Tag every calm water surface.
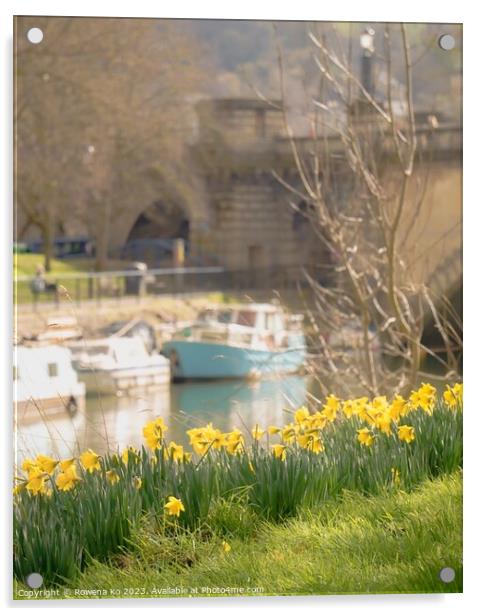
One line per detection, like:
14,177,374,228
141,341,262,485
15,376,309,461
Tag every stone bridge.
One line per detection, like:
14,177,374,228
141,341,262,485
109,98,461,323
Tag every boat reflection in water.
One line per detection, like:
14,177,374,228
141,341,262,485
15,390,171,462
171,375,308,437
15,376,308,460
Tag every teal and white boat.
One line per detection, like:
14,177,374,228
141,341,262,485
162,303,306,380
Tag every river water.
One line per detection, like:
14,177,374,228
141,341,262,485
15,376,311,461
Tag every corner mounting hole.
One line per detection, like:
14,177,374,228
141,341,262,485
27,28,44,44
439,34,455,51
26,572,43,588
439,566,456,583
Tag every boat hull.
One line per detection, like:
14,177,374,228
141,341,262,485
15,388,86,424
162,340,306,380
76,364,170,395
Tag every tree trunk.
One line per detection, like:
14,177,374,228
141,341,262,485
43,212,54,272
95,201,112,271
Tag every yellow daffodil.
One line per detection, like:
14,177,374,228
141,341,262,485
372,396,389,413
35,454,58,474
222,540,231,553
21,458,37,473
398,425,415,443
133,476,142,490
143,417,168,450
272,444,287,460
281,423,298,444
294,406,310,424
444,383,463,410
56,464,80,492
321,394,340,422
210,429,227,450
121,446,140,465
224,430,244,455
164,441,184,463
296,433,309,448
164,496,185,517
357,428,375,447
409,383,436,415
106,470,120,485
186,426,206,444
310,437,324,454
453,382,463,399
342,400,357,418
59,458,76,472
26,468,48,495
389,395,409,421
80,449,102,473
374,412,392,435
420,382,437,398
251,424,265,441
267,425,281,435
309,411,328,430
443,387,456,409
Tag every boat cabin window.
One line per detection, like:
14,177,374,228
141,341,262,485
217,310,233,324
198,310,233,324
48,363,58,377
236,310,257,327
84,346,111,356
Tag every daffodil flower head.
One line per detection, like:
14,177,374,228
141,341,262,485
398,425,416,443
357,427,375,447
164,495,185,517
251,424,265,441
35,454,58,474
272,444,287,460
222,540,231,553
106,470,120,485
56,464,81,491
80,449,102,473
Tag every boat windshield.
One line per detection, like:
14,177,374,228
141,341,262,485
198,310,233,324
236,310,257,327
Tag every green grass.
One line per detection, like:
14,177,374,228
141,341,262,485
14,254,97,305
14,472,462,598
14,253,95,277
13,400,462,589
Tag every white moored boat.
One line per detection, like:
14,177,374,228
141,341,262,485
14,344,86,422
68,336,170,395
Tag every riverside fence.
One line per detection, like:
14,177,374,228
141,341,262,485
15,265,334,309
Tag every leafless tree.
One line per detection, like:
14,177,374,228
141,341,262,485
15,17,207,270
272,23,462,397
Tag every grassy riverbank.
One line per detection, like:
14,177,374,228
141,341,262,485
14,383,462,598
14,471,462,598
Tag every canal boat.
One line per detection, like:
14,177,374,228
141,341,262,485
14,344,86,422
161,303,306,380
68,336,170,395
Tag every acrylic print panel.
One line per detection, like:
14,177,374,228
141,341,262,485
13,15,462,600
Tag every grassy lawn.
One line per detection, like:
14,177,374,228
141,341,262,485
14,472,462,599
14,253,96,277
14,254,97,305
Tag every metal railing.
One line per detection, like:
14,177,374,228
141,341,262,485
14,265,326,309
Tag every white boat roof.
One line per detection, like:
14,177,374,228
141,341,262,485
67,336,147,350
